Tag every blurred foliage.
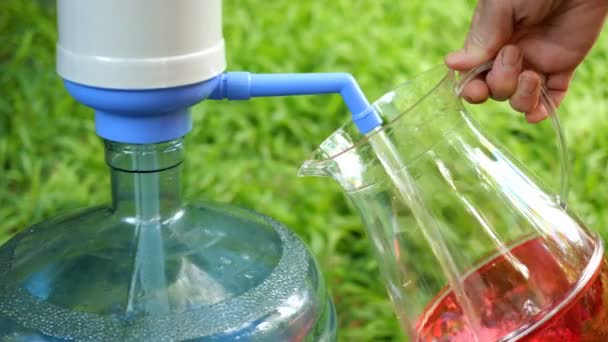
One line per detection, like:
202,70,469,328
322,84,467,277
1,0,607,340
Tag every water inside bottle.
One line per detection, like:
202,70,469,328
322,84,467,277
0,210,333,340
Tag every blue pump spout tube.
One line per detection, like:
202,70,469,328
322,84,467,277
209,72,382,134
63,71,382,143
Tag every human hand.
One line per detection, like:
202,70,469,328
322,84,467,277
446,0,607,122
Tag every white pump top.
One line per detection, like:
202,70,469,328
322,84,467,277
57,0,226,90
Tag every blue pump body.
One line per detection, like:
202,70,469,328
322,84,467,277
64,72,382,144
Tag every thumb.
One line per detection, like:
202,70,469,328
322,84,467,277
446,1,515,70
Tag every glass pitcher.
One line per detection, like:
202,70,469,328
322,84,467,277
299,64,608,341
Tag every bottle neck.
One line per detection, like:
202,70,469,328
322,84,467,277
105,139,184,220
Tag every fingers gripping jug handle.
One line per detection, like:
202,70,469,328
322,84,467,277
454,61,570,208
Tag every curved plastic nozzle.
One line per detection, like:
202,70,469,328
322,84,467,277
209,72,383,134
64,70,381,144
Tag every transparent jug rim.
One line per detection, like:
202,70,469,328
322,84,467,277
312,64,455,164
306,62,569,206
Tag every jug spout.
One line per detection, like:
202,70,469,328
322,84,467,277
298,126,379,192
297,159,330,178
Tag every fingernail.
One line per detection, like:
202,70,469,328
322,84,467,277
446,50,465,64
501,46,520,67
519,74,537,96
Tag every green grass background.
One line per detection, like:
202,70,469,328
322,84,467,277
1,0,607,340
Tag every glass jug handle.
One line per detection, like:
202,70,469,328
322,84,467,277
454,61,569,208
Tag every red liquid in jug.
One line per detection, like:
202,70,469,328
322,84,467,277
416,237,608,341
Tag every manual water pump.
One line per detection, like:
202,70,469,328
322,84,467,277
0,0,384,340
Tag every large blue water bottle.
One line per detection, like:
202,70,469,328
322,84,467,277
0,0,336,340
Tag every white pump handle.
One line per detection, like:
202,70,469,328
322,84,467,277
57,0,226,89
